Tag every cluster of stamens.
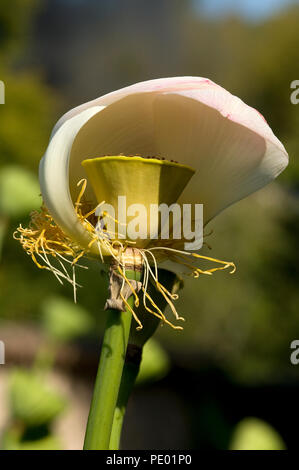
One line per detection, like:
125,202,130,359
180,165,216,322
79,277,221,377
14,179,236,330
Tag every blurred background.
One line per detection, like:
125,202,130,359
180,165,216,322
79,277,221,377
0,0,299,450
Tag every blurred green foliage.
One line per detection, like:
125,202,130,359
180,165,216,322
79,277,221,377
0,165,41,217
0,0,38,56
2,429,62,450
1,368,66,450
230,417,286,450
0,72,57,171
161,186,299,384
41,295,94,342
0,0,58,172
137,338,171,384
9,368,66,427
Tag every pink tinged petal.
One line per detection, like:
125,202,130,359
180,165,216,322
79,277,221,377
151,88,288,222
41,77,288,247
68,86,287,222
51,76,216,137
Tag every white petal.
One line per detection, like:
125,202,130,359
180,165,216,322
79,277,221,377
151,88,288,222
51,76,214,136
41,77,288,249
39,106,104,250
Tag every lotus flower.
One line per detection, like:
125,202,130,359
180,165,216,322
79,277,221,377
39,76,287,247
14,76,289,450
16,76,288,328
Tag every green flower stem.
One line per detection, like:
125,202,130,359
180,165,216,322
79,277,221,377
83,268,141,450
109,268,183,450
109,345,142,450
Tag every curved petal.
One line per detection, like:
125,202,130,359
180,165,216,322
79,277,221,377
41,77,288,251
66,86,288,223
39,106,105,253
151,89,288,222
51,76,215,137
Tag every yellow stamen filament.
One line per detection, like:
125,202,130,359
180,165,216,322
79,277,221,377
15,177,236,331
117,266,140,307
142,288,183,330
120,293,143,330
